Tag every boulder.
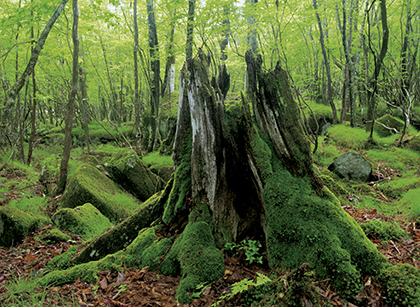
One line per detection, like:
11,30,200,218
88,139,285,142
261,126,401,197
0,206,49,247
374,114,405,137
60,164,140,223
328,152,372,182
35,228,72,244
104,149,164,201
52,203,113,240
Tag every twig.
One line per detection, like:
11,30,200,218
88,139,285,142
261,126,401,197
390,240,400,254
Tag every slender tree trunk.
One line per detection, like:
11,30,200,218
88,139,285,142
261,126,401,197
400,0,412,105
147,0,160,152
366,0,389,137
0,0,69,150
162,9,176,97
246,0,258,54
337,0,356,127
313,0,337,124
133,0,142,154
27,14,37,166
56,0,79,195
186,0,196,61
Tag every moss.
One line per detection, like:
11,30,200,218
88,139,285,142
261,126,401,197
162,163,191,225
60,163,140,223
103,149,163,202
40,226,169,287
361,219,409,242
374,114,405,137
397,188,420,220
142,151,174,183
140,237,174,271
52,203,113,241
264,167,386,299
251,126,273,184
0,206,50,247
352,184,377,196
46,245,79,271
376,263,420,306
376,175,420,199
161,204,224,304
319,175,348,196
367,147,420,172
39,253,123,287
8,197,50,223
34,228,71,244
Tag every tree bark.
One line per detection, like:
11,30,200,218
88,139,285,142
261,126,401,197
313,0,338,124
133,0,142,154
366,0,389,137
186,0,196,61
147,0,160,152
337,0,356,127
56,0,79,195
0,0,69,150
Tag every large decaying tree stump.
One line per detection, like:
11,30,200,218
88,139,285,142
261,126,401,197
39,51,387,304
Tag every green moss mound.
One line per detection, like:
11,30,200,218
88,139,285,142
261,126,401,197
319,175,348,196
60,164,140,223
361,219,409,242
104,149,163,202
376,263,420,306
264,167,386,299
34,228,71,244
374,114,405,137
142,152,174,183
161,203,224,304
0,206,49,247
46,245,79,271
52,203,113,241
39,226,171,287
397,188,420,220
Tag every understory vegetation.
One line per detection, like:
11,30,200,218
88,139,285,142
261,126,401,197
1,101,420,306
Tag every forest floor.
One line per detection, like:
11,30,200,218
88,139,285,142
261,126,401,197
0,188,419,307
1,125,420,306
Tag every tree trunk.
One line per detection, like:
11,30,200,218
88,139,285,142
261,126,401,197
366,0,389,137
0,0,69,150
133,0,142,154
186,0,196,61
42,51,386,305
337,0,356,127
162,9,176,97
56,0,79,195
313,0,338,124
27,17,37,166
147,0,160,152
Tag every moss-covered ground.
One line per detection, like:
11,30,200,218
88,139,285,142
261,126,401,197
2,118,420,306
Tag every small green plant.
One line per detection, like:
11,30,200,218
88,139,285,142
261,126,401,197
191,284,211,299
224,240,263,264
239,240,263,264
212,273,271,307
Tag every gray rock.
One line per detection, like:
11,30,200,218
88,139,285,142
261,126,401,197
328,152,372,182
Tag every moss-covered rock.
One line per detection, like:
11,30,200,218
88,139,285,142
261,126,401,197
34,228,71,244
0,206,50,247
60,163,140,223
161,203,224,304
52,203,113,241
264,167,386,299
104,149,163,202
328,152,372,182
374,114,405,137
